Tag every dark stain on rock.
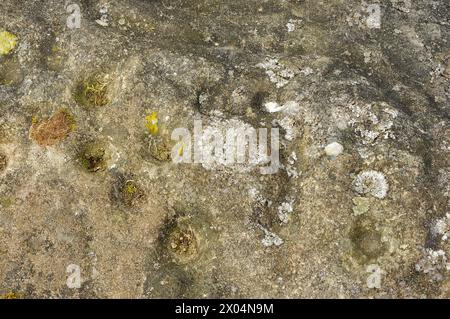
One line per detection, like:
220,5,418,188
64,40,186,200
0,153,7,172
350,217,386,261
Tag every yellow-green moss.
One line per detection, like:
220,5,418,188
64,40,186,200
0,292,20,299
120,180,142,205
74,76,109,107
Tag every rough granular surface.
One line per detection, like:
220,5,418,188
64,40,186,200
0,0,449,298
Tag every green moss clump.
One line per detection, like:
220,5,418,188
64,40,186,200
74,76,109,107
120,180,143,206
79,143,107,172
149,137,172,162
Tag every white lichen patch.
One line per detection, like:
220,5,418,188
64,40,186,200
286,20,296,33
277,199,294,224
199,116,271,173
431,214,450,242
415,249,450,281
353,170,389,199
274,117,297,141
390,0,412,13
347,102,398,146
264,101,299,115
285,151,299,178
257,58,296,88
260,226,284,247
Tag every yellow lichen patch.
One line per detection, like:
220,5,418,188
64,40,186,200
145,111,159,136
0,292,20,299
29,109,76,146
0,31,18,56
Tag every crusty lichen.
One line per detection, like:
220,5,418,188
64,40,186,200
352,170,389,199
0,57,23,86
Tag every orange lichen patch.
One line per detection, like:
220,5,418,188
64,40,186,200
29,109,76,146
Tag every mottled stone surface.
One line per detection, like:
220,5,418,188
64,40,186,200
0,0,449,298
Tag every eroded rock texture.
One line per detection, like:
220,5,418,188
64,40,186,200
0,0,449,298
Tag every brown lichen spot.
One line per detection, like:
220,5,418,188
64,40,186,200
79,142,107,172
29,109,76,146
0,152,7,172
168,225,199,264
74,75,109,107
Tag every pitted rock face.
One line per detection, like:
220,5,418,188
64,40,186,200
0,0,449,299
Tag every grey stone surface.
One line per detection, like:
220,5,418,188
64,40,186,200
0,0,449,298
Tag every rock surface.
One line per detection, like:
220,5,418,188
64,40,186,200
0,0,449,298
